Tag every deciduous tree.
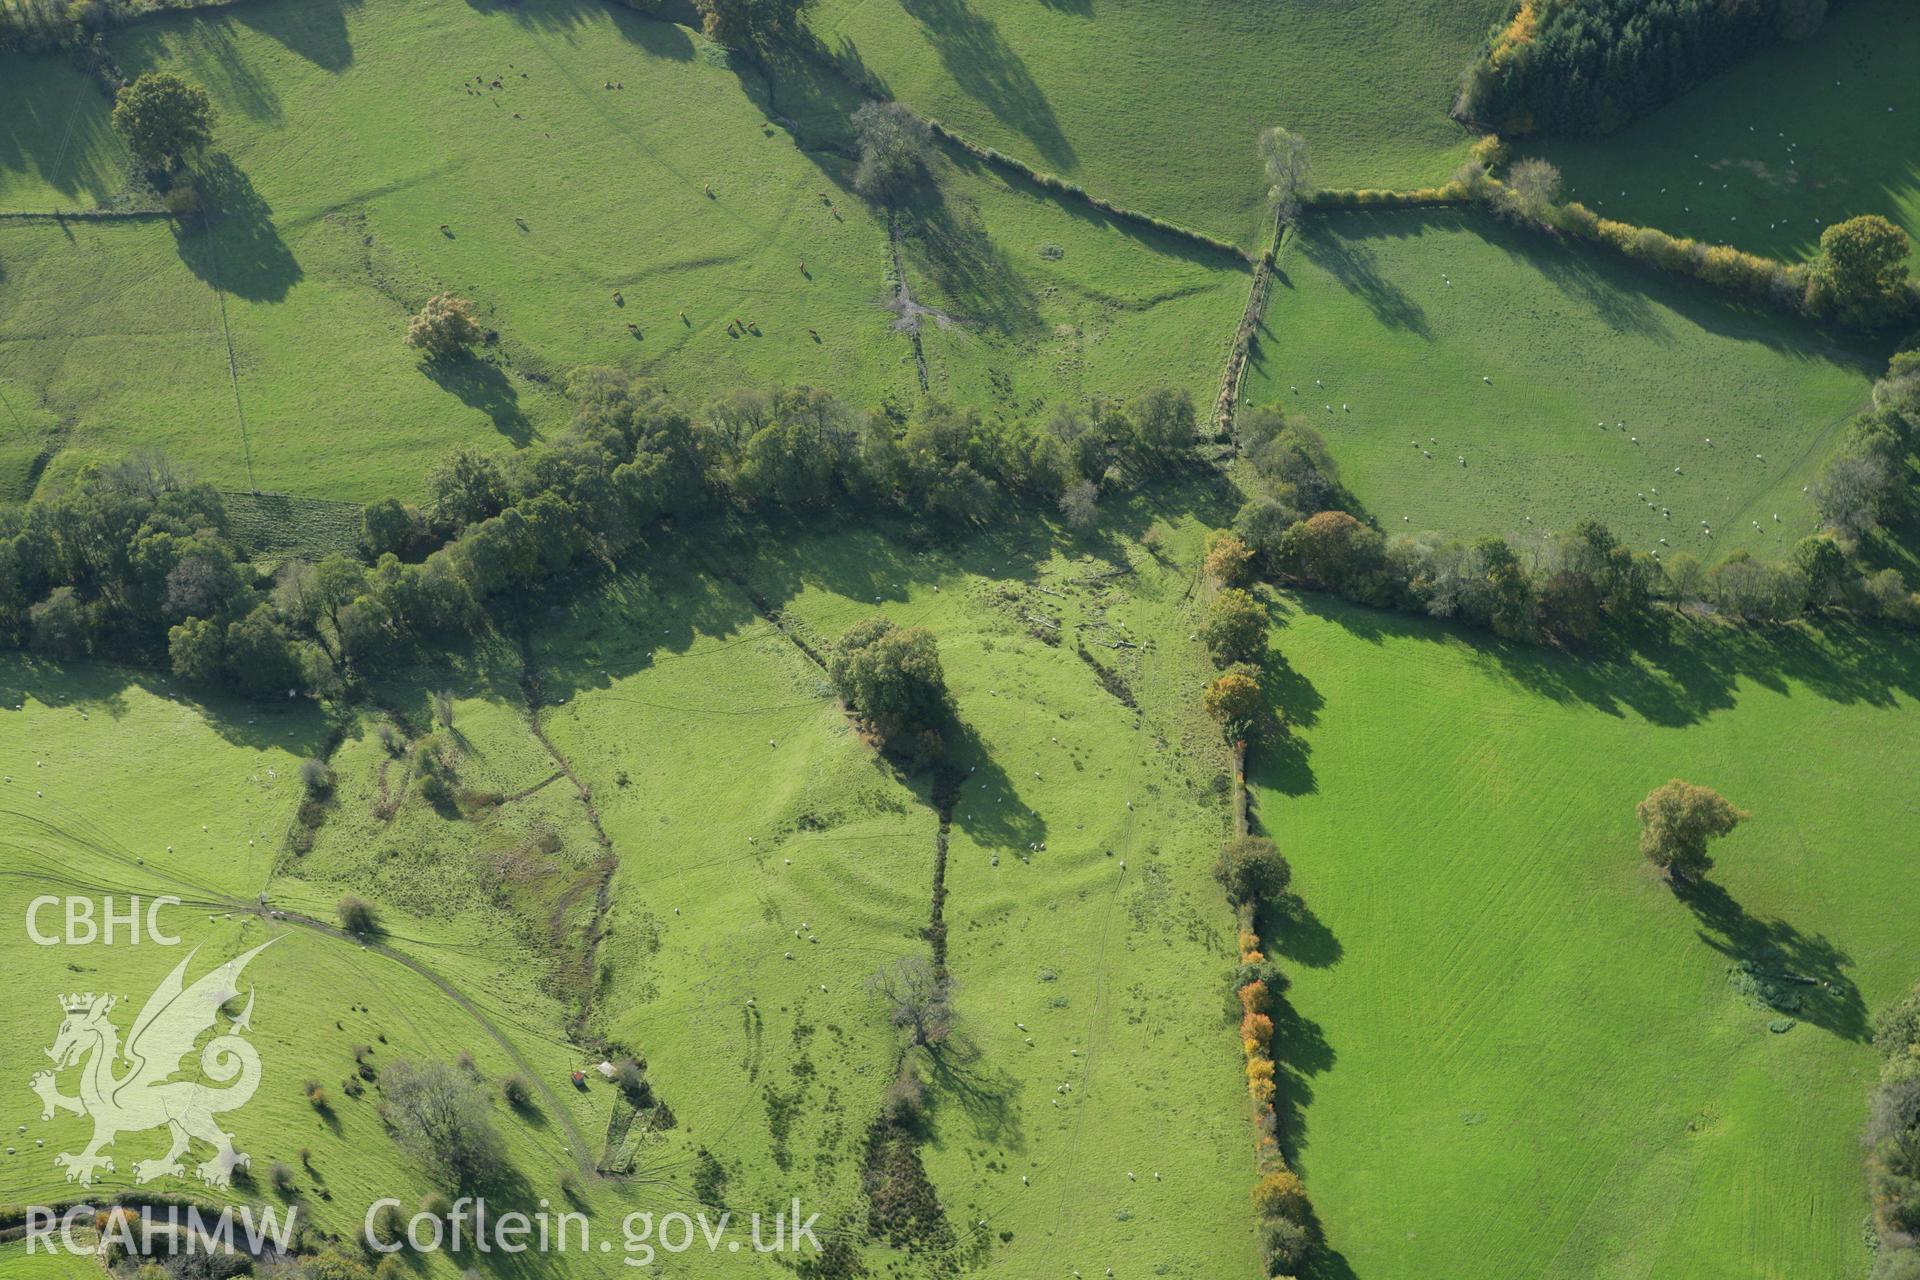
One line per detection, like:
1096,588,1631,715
112,73,214,173
1638,780,1747,882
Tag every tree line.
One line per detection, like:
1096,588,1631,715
1226,355,1920,644
1870,983,1920,1280
1457,0,1832,136
1461,140,1920,330
0,376,1205,698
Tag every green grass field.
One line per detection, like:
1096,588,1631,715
1248,597,1920,1279
1244,208,1881,558
810,0,1508,249
718,499,1263,1278
0,654,611,1259
4,1,1918,1276
1517,0,1920,273
0,0,1245,503
0,54,129,212
907,146,1251,413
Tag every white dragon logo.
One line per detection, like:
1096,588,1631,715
30,942,273,1188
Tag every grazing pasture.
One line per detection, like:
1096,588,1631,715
1,0,1915,1273
0,657,609,1248
906,147,1251,413
722,504,1262,1278
1249,597,1920,1280
0,0,1244,503
527,562,930,1262
810,0,1508,249
1516,0,1920,273
1243,208,1881,559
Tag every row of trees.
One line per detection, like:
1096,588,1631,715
1219,834,1317,1273
1465,146,1919,329
1227,348,1919,643
0,376,1205,698
1866,974,1912,1274
0,0,221,52
1870,984,1920,1280
1457,0,1831,136
1247,501,1915,643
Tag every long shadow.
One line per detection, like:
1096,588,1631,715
173,154,301,303
232,0,361,72
478,0,697,63
0,654,330,756
0,70,123,206
1296,591,1920,732
112,13,284,125
899,177,1045,339
894,0,1074,169
1298,220,1430,337
1321,206,1886,373
1260,892,1342,970
1251,636,1323,798
1264,982,1335,1176
1675,875,1869,1041
735,36,873,148
936,714,1047,858
922,1032,1024,1149
422,354,533,444
941,141,1251,275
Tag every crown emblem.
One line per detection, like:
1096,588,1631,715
61,993,101,1013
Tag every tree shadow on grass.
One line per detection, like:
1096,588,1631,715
422,354,533,445
1674,875,1869,1041
481,0,696,62
443,1162,580,1280
930,714,1046,859
1324,205,1884,373
898,178,1045,340
1264,980,1334,1175
173,155,301,303
1296,591,1920,732
941,141,1252,275
232,0,361,72
1298,219,1431,337
923,1034,1024,1150
1260,892,1342,970
894,0,1074,170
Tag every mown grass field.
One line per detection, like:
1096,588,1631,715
1244,208,1881,559
810,0,1508,250
1518,0,1920,273
1248,597,1920,1279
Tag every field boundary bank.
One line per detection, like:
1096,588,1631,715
921,120,1251,262
1304,179,1917,331
692,15,1257,263
1212,213,1286,432
0,208,168,223
885,215,932,393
